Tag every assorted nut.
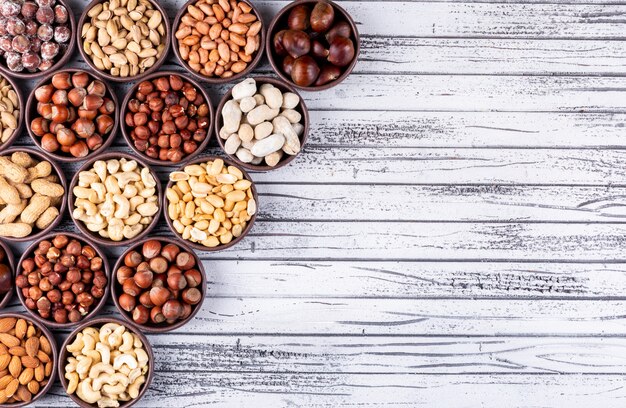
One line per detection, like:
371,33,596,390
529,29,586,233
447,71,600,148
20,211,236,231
64,322,149,407
0,316,55,404
81,0,167,78
0,0,72,73
0,76,19,145
0,246,11,300
220,78,303,166
72,157,160,242
116,240,203,328
30,70,115,158
125,74,211,163
16,235,108,324
0,151,64,238
166,158,256,248
175,0,262,79
272,1,356,87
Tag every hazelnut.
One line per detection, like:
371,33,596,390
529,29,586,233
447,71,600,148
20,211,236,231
180,303,192,320
124,251,143,267
51,72,71,89
68,309,81,323
138,290,154,308
149,286,170,307
122,278,141,297
116,266,133,285
91,286,105,299
66,268,81,284
134,269,153,289
149,256,168,274
67,87,86,107
76,292,94,308
150,306,165,324
176,252,196,270
162,299,183,320
167,273,187,291
53,308,67,323
184,269,202,288
182,288,202,305
118,293,136,312
61,290,74,305
132,305,149,324
69,141,89,158
142,240,162,258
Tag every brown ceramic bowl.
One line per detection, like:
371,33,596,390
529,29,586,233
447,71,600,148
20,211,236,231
25,68,119,163
215,76,309,171
0,0,77,80
68,151,163,247
0,73,24,153
172,0,266,84
0,312,58,406
111,236,207,333
0,147,67,243
120,71,214,166
164,155,258,251
15,232,111,329
0,240,14,309
266,0,360,91
77,0,171,83
58,317,154,408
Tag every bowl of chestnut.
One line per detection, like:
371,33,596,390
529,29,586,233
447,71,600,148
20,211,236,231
15,233,110,328
111,237,206,332
0,240,14,309
26,69,118,162
266,0,359,90
121,72,213,166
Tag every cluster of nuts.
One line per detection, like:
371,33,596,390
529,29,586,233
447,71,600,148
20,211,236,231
64,322,149,407
0,151,63,238
273,1,356,87
73,158,159,242
221,78,303,166
0,77,19,145
167,158,256,248
0,316,54,404
175,0,262,79
116,240,203,327
31,71,115,158
81,0,166,78
125,74,211,163
16,235,107,324
0,247,10,299
0,0,71,73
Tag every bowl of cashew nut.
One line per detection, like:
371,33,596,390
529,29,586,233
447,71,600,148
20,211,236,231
58,318,153,408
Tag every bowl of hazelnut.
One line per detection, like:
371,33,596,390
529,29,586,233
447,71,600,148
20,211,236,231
26,69,118,162
0,0,76,79
111,237,206,333
120,72,213,166
15,232,110,328
0,240,14,309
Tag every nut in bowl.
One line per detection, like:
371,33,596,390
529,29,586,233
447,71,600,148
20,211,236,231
165,156,258,251
112,237,206,332
0,74,22,152
15,233,110,328
216,77,309,170
0,0,76,78
27,69,118,162
78,0,170,81
59,318,153,408
121,72,214,165
267,0,360,90
0,313,58,406
0,148,66,242
173,0,265,83
69,153,162,246
0,240,14,309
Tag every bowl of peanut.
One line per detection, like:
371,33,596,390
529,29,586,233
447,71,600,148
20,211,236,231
172,0,265,84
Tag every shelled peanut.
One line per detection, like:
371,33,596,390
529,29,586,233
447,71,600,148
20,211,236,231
0,316,54,404
72,158,159,242
175,0,262,79
64,322,149,407
81,0,166,78
0,77,19,145
166,158,256,248
0,151,64,238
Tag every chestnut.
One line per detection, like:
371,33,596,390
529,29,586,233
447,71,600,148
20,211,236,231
0,264,11,293
315,64,342,86
291,56,320,87
310,1,335,33
282,30,311,59
288,4,310,31
311,40,329,58
273,30,288,56
282,55,295,76
326,21,351,44
328,36,355,67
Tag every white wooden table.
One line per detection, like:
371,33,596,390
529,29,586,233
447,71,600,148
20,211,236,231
6,0,626,406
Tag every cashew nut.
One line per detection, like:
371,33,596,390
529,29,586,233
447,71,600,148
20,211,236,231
65,371,79,394
81,333,96,353
89,362,115,379
134,348,149,368
103,382,127,395
66,333,85,353
118,332,134,352
77,378,102,404
93,160,107,182
113,354,138,370
112,195,130,219
76,355,93,379
128,375,145,399
96,342,111,365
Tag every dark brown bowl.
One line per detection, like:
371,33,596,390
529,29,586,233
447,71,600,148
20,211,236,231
0,73,24,153
120,71,214,167
265,0,360,91
0,0,77,80
0,240,15,309
0,147,67,243
58,317,154,408
68,151,163,247
15,232,111,329
164,155,258,252
215,76,309,171
77,0,171,83
171,0,266,84
0,312,58,407
25,68,119,163
111,236,207,333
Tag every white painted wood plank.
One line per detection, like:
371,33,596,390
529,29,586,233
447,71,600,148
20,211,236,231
39,373,626,407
